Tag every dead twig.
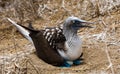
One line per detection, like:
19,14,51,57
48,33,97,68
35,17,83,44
100,19,115,74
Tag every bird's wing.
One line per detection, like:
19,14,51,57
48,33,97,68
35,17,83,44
7,18,64,66
43,26,66,51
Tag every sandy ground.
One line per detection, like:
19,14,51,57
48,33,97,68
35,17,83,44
0,13,120,74
0,0,120,74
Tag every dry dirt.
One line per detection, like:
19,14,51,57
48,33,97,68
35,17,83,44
0,0,120,74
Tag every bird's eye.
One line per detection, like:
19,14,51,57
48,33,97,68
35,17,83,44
68,20,75,26
72,20,75,24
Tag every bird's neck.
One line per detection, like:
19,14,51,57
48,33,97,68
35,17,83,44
61,26,82,60
63,27,78,41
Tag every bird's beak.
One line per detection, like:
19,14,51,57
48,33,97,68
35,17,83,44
80,21,94,28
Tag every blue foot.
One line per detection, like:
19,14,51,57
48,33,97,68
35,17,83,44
60,61,71,68
73,59,82,65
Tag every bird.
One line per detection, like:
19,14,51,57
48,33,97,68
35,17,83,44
7,16,93,67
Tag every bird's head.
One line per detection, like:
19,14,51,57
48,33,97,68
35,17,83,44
63,16,93,31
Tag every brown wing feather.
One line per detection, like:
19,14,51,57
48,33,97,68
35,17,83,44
29,30,64,66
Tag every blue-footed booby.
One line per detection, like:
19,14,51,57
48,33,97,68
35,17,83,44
7,16,93,67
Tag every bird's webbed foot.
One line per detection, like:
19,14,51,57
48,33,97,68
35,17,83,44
60,61,72,68
73,59,81,65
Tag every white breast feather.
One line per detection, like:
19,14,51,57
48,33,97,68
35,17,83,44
57,36,82,61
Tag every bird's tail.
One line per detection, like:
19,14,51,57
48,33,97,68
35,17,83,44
7,18,33,42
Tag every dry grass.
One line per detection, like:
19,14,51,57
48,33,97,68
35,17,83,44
0,0,120,74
